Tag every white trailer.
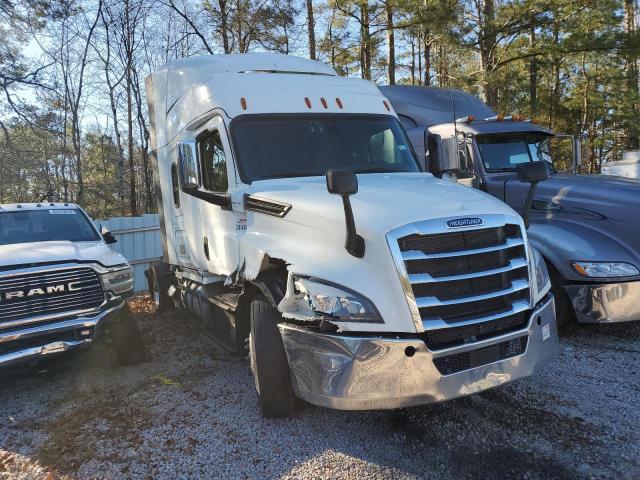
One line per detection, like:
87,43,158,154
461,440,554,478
601,151,640,178
145,53,558,417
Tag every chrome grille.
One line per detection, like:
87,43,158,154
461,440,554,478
0,267,104,327
390,218,531,347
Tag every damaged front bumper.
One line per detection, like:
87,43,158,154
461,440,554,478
565,280,640,323
0,296,128,369
279,295,558,410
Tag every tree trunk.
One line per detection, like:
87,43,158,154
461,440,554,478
125,0,137,216
410,38,415,85
307,0,316,60
218,0,230,53
625,0,639,149
479,0,497,108
360,1,371,80
529,25,538,117
424,35,431,86
386,1,395,85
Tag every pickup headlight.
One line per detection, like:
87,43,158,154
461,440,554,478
529,246,551,305
572,261,639,278
101,266,134,294
286,275,383,323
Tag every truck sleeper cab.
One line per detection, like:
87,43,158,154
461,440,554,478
145,54,558,417
383,85,640,327
0,203,143,368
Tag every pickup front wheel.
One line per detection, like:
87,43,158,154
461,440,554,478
110,306,146,366
249,295,296,418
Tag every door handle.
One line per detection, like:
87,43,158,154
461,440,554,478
203,236,210,260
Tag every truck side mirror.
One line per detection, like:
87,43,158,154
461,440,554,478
326,170,365,258
177,140,199,190
429,134,459,175
326,170,358,195
516,161,549,229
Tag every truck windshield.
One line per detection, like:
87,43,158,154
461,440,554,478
477,134,552,172
0,209,101,246
231,114,420,182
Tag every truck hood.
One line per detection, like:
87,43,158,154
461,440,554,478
248,172,521,236
0,241,128,270
507,173,640,222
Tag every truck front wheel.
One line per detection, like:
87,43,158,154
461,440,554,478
147,261,174,313
549,266,574,330
249,295,296,418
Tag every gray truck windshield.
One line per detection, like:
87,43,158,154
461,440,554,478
477,134,552,172
231,114,420,182
0,209,100,246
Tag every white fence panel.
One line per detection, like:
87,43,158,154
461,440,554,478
95,214,162,291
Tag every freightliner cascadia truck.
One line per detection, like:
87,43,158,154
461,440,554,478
0,203,143,368
382,85,640,327
145,53,558,417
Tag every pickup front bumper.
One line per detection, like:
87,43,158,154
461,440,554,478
0,298,127,368
565,280,640,323
279,295,558,410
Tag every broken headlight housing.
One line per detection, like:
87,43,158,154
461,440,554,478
101,265,134,294
529,246,551,306
288,275,383,323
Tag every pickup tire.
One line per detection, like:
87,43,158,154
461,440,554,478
147,261,174,312
249,295,296,418
110,306,146,366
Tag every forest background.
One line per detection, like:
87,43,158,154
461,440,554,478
1,0,638,217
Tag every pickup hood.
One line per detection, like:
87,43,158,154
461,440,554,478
248,172,522,236
0,241,128,270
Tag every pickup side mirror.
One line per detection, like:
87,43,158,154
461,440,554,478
103,231,117,245
516,161,550,229
326,170,365,258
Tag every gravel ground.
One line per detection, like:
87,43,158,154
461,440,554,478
1,295,639,480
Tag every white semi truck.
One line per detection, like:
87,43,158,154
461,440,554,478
145,53,559,417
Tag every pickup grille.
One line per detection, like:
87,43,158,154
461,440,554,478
395,223,531,349
0,268,105,328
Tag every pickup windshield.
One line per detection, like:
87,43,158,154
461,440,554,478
0,209,100,246
231,114,420,182
477,134,553,172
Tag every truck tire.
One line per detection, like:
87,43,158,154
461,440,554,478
549,266,573,330
147,261,174,312
249,295,296,418
110,306,146,366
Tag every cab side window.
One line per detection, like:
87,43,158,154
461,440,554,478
200,130,228,192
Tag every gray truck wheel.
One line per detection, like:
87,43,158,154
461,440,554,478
549,266,573,330
147,261,174,312
249,295,296,418
110,307,146,366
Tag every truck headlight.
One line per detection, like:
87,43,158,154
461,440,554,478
101,266,134,294
572,261,639,278
529,246,551,305
285,275,383,323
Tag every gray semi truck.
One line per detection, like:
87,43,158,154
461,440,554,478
382,85,640,327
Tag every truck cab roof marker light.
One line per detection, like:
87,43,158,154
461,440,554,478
304,97,312,109
320,97,328,109
383,100,390,111
455,115,475,123
240,97,247,110
336,98,343,109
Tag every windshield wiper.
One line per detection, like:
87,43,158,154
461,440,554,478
256,172,314,180
354,167,401,174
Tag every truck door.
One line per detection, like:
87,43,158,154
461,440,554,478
197,116,242,276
